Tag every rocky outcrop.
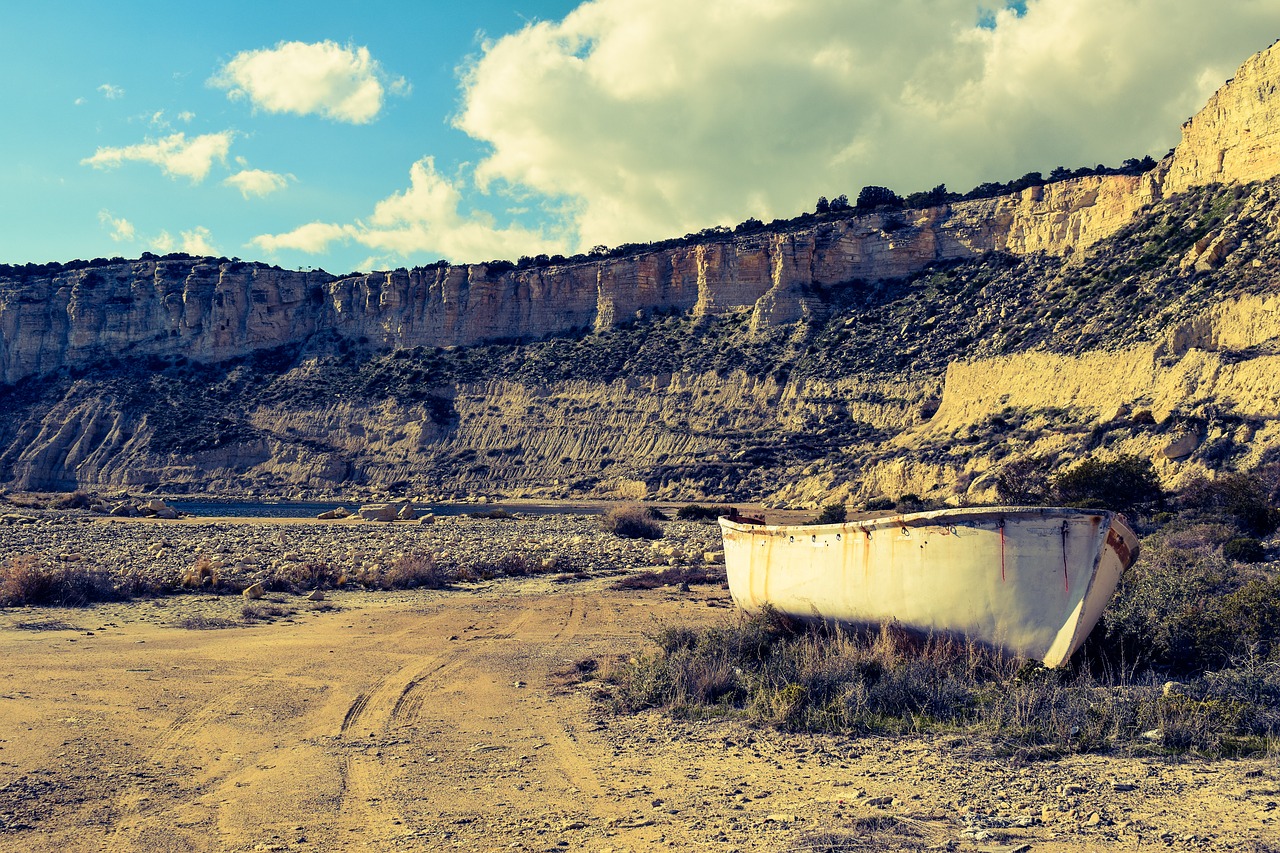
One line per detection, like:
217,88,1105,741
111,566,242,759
1165,38,1280,193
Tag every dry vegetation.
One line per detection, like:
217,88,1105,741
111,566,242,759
604,459,1280,757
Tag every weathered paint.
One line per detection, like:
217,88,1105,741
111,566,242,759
719,506,1140,667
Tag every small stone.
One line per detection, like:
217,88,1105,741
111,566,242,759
307,590,325,601
1086,812,1103,826
1059,784,1086,797
1161,433,1199,460
1112,782,1138,792
242,582,265,600
558,820,585,831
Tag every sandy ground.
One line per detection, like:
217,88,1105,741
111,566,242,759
1,577,1277,853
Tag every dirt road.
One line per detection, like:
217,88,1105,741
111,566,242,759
1,579,1276,852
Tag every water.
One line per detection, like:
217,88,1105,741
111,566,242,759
166,499,605,519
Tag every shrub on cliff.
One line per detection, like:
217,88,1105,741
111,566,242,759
601,505,663,540
1179,472,1280,537
810,503,847,525
1051,454,1163,512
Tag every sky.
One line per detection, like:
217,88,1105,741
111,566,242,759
3,1,1280,274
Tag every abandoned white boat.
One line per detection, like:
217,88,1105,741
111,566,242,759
719,506,1140,667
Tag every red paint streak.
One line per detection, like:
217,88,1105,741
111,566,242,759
1061,521,1070,594
999,520,1006,583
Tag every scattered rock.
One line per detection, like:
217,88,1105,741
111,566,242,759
307,590,325,601
242,582,265,600
1161,432,1199,460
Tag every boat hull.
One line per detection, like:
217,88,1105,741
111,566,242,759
719,507,1140,667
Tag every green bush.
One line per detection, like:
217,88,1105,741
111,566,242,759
1223,537,1266,563
995,456,1051,505
1095,529,1280,673
601,505,663,540
811,503,847,525
863,497,895,512
1052,454,1162,512
1180,473,1280,537
676,504,724,522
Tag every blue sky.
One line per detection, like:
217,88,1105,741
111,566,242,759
3,1,1279,273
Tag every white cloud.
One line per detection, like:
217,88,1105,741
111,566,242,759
177,110,195,123
97,83,124,100
97,210,135,242
452,0,1280,251
252,221,350,254
149,227,219,256
224,168,292,198
181,226,218,256
250,157,570,263
81,131,234,183
210,40,407,124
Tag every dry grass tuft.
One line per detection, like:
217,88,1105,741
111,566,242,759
0,555,117,607
601,505,663,540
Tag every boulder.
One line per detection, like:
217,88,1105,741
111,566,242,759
109,503,135,517
307,590,326,601
1161,432,1200,460
358,504,398,522
396,503,418,521
418,513,436,525
154,507,178,520
242,582,265,600
143,499,169,513
317,507,350,520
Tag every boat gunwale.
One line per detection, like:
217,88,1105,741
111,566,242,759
720,505,1130,538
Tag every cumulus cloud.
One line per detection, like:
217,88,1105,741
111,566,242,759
250,157,570,263
224,168,292,198
81,131,234,183
252,221,350,254
210,40,408,124
452,0,1280,250
180,226,219,256
97,210,135,242
97,83,124,100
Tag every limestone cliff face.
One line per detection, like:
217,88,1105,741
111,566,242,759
0,172,1179,387
5,40,1279,388
1165,39,1280,193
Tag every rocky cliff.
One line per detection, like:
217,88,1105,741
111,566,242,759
2,40,1280,502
